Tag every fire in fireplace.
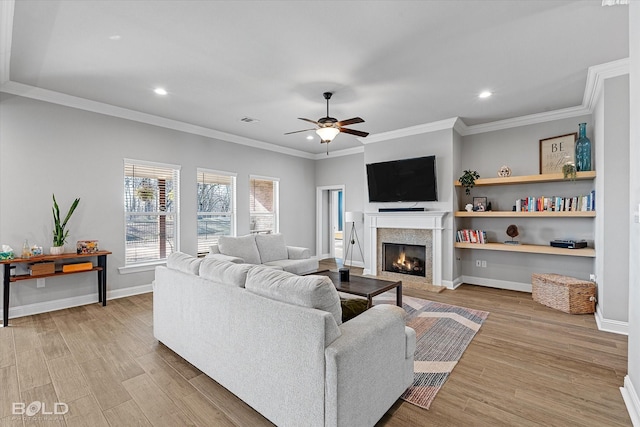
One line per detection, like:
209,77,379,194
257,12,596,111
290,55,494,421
382,243,426,277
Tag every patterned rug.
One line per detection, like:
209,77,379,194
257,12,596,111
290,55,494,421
375,294,489,410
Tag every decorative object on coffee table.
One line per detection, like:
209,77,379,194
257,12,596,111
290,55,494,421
505,224,519,245
51,194,80,255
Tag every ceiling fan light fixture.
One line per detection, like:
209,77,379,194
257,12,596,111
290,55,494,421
316,127,340,142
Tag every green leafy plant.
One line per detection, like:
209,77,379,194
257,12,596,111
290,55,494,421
562,162,577,181
52,194,80,247
459,170,480,195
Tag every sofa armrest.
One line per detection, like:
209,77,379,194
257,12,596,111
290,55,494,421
209,245,221,254
325,305,415,427
286,246,310,260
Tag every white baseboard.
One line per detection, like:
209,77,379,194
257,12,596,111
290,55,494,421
595,304,629,335
446,277,463,290
0,284,153,323
621,375,640,427
343,260,364,268
460,275,532,293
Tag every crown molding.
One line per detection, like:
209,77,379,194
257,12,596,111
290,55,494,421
0,81,317,160
582,57,630,110
0,0,14,85
313,145,364,160
362,117,460,144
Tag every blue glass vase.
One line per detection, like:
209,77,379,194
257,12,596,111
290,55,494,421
575,123,591,172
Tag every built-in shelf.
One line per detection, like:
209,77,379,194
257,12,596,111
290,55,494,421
454,242,595,257
454,211,596,218
454,171,596,187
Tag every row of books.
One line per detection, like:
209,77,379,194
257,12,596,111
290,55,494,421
456,229,487,244
515,190,595,212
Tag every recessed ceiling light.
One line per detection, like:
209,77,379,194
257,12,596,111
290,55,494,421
306,135,314,140
478,91,492,99
109,35,121,40
154,88,168,96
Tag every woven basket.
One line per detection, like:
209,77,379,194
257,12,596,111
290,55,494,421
531,273,596,314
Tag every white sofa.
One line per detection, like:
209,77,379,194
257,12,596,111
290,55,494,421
208,233,319,275
154,252,416,427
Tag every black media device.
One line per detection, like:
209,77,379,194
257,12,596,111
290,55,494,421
550,239,588,249
366,155,438,202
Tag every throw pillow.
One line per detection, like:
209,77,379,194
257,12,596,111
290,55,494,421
218,235,261,265
166,252,202,275
255,233,288,263
246,266,342,325
340,298,369,322
200,258,253,288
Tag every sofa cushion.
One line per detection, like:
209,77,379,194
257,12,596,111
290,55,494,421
262,258,319,275
218,235,261,265
166,252,202,275
246,266,342,325
255,233,288,263
205,252,245,264
200,259,254,288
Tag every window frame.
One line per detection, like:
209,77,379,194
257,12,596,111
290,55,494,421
121,159,181,270
196,168,237,255
249,174,280,235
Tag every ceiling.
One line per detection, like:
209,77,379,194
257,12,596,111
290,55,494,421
1,1,629,156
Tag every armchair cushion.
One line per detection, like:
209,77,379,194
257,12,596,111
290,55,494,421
255,233,288,263
167,251,202,275
218,234,261,265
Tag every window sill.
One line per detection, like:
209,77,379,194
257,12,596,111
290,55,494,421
118,260,166,275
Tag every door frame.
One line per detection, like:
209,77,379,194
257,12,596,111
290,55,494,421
316,185,345,260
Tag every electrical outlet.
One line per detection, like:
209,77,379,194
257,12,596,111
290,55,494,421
590,274,596,282
36,278,45,288
475,260,482,267
481,260,487,268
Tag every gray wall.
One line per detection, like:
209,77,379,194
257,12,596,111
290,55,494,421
458,115,595,289
626,0,639,411
315,152,365,264
595,75,630,323
0,94,316,307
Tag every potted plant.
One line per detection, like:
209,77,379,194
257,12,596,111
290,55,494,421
562,162,577,181
51,194,80,255
459,170,480,196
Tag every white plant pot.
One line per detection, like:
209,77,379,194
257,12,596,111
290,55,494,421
50,245,65,255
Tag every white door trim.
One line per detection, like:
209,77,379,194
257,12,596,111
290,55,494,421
316,185,345,260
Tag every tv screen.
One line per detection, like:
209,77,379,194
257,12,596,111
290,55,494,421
366,155,438,202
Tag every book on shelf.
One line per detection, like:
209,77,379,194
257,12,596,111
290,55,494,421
456,229,487,244
515,190,595,212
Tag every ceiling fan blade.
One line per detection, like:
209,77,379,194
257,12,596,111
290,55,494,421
298,117,320,125
284,128,316,135
337,117,364,127
339,128,369,138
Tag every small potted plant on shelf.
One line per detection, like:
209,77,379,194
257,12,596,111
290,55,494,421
51,194,80,255
562,162,577,181
459,170,480,196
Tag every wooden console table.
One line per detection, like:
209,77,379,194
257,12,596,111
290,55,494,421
0,250,111,327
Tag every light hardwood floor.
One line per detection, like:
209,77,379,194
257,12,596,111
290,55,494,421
0,259,631,426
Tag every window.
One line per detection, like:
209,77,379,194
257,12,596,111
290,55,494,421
124,160,180,264
197,169,236,254
249,176,279,234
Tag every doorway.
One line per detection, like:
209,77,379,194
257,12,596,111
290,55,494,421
316,185,345,260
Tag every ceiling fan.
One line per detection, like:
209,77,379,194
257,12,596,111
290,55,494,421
285,92,369,154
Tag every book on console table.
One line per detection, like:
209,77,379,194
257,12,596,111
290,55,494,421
62,262,93,273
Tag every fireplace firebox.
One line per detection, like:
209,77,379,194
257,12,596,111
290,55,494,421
382,243,426,277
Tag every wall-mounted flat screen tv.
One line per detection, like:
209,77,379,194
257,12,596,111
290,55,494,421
366,155,438,202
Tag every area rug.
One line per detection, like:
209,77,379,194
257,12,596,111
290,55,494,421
375,294,489,410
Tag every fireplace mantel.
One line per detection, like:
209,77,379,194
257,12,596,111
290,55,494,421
364,211,448,285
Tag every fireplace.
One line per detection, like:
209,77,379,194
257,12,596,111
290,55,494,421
383,243,426,277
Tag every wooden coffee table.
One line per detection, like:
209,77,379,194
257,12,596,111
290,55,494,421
312,270,402,308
